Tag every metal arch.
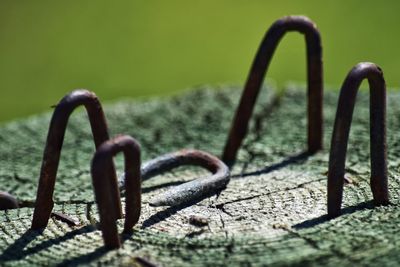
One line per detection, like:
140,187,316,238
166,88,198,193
327,62,389,218
119,149,230,207
31,89,121,230
91,135,141,249
222,15,323,165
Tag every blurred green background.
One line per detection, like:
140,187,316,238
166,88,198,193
0,0,398,122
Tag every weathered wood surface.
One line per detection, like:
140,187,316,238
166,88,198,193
1,85,400,266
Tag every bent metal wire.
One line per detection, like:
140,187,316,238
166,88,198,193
30,89,122,230
222,15,323,165
119,149,230,207
327,62,389,218
91,135,141,249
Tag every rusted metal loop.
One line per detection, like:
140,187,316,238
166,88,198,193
119,149,230,207
328,62,389,218
0,191,19,210
31,89,122,230
91,135,141,249
222,15,323,165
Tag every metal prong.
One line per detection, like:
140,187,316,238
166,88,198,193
222,15,323,165
92,135,141,249
328,62,388,218
31,89,121,230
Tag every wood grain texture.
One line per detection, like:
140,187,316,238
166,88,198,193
1,85,400,266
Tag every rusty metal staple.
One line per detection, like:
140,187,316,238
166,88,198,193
327,62,389,218
91,135,141,249
30,89,122,230
222,15,323,165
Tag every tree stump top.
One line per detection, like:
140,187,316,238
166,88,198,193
1,85,399,266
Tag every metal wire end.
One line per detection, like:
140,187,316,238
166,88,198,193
328,62,389,218
119,149,230,207
0,191,19,210
222,15,323,165
31,89,122,230
91,135,141,249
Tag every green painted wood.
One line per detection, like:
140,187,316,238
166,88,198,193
0,85,399,266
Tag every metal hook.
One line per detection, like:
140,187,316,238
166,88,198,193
0,191,19,210
222,15,323,165
31,89,122,230
119,149,230,207
328,62,389,218
91,135,141,249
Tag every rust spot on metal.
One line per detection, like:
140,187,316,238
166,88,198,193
328,62,389,218
31,89,122,230
222,15,323,165
0,191,19,210
91,135,141,249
